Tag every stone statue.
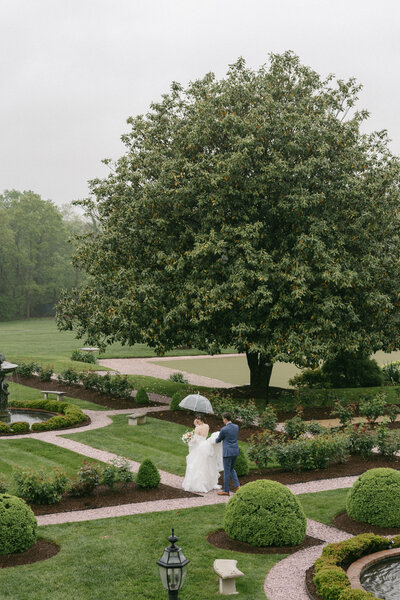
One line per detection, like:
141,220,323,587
0,354,10,415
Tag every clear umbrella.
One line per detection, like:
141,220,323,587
178,393,214,414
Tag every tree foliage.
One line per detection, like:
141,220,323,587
56,52,400,393
0,190,87,320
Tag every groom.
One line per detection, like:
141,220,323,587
215,412,240,496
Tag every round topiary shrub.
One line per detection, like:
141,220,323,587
234,451,249,477
136,459,160,489
223,480,306,546
135,388,150,406
346,468,400,527
0,493,37,554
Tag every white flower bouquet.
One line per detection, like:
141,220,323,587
181,430,194,444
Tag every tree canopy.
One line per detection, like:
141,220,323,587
56,52,400,394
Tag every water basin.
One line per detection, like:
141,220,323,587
361,556,400,600
1,409,57,425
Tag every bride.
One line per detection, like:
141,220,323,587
182,415,223,493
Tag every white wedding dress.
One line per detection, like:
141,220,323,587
182,425,224,493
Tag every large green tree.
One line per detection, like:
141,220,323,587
56,52,400,396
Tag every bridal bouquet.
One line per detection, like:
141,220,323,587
181,430,194,444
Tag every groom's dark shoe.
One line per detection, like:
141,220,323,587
233,486,240,493
217,491,229,496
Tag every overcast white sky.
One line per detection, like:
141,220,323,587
1,0,399,206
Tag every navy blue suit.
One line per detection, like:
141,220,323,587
215,422,240,493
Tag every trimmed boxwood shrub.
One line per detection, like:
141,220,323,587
314,566,350,600
346,468,400,527
135,388,150,406
9,421,30,434
338,590,377,599
169,392,182,411
0,493,37,554
314,533,390,600
0,422,11,434
234,450,249,476
223,480,306,547
136,459,160,488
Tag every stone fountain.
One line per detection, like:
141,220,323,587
0,354,18,419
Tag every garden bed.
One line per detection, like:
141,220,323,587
0,540,60,568
234,455,400,486
207,529,323,554
305,566,321,600
28,481,199,515
332,511,400,536
207,529,325,554
10,375,168,410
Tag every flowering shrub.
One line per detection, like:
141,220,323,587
345,424,376,458
258,405,278,431
359,393,387,423
12,466,69,505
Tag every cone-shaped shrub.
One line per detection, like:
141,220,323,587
136,459,160,488
223,480,306,546
135,388,150,406
0,494,37,554
346,468,400,527
169,392,182,411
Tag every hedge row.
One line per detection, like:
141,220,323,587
2,399,87,434
314,533,400,600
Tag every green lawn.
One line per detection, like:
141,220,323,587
0,438,102,488
0,504,281,600
298,488,349,524
0,318,235,372
65,416,253,476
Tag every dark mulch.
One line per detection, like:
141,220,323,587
29,481,199,515
207,529,324,555
237,455,400,486
0,540,60,568
10,375,167,410
332,511,400,536
306,566,321,600
151,410,259,442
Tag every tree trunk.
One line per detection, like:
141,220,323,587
246,351,273,404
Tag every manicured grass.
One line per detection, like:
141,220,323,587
298,488,349,525
0,318,234,371
65,416,253,476
0,438,101,484
0,505,282,599
8,382,109,411
152,355,302,387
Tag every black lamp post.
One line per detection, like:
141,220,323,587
157,529,189,599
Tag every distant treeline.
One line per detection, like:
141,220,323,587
0,190,89,320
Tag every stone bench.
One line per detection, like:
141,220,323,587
41,391,67,402
128,410,148,426
78,347,100,353
213,559,244,595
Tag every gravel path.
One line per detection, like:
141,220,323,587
98,355,236,388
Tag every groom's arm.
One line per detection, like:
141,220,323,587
215,427,226,444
